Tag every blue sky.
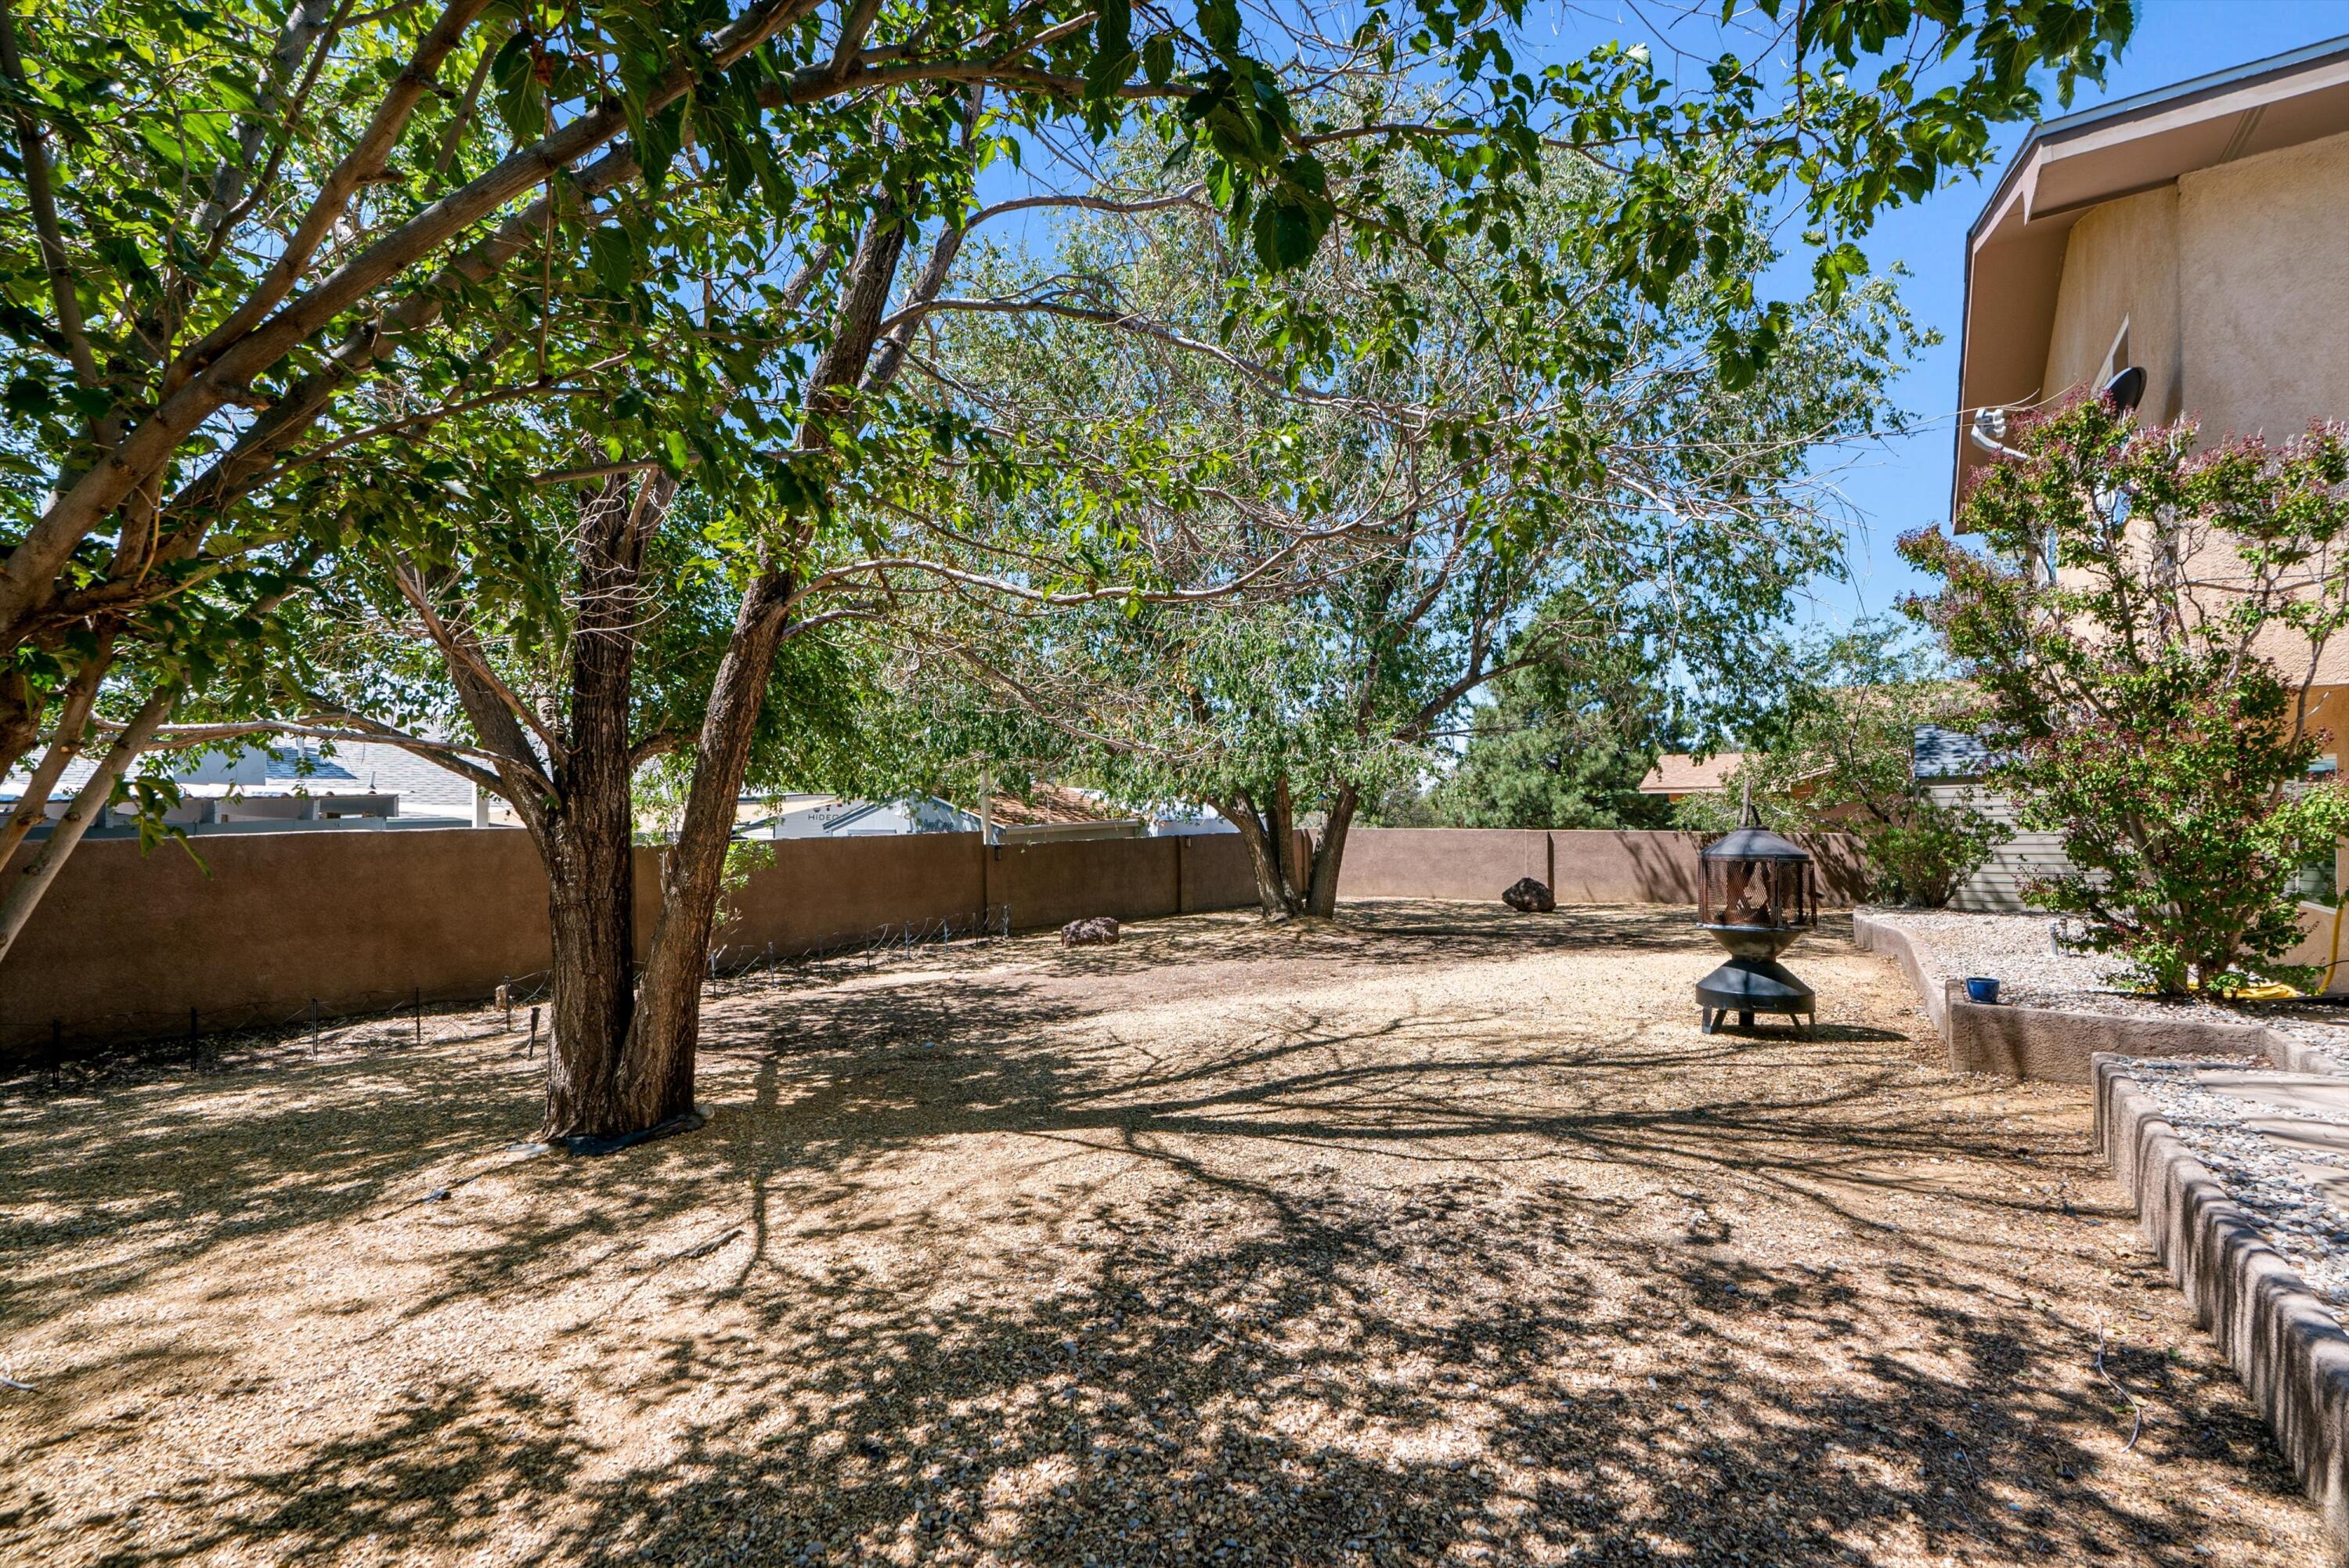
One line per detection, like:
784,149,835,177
1769,0,2349,629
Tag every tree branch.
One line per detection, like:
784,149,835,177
0,2,100,391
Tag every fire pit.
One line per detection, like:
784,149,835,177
1694,799,1817,1036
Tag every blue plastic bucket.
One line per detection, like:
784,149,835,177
1964,976,2001,1004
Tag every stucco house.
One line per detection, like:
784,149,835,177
1959,34,2349,734
1947,36,2349,922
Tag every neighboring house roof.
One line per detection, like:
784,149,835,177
738,784,1229,840
742,795,979,839
988,783,1125,827
305,742,479,813
1,739,482,822
1636,752,1741,795
1142,801,1238,837
1913,726,1995,780
1956,35,2349,503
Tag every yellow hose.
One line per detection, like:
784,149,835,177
2329,879,2347,994
2228,894,2342,1001
2272,871,2349,1002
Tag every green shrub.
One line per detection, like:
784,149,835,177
1905,398,2349,993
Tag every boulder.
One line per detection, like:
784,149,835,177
1502,877,1556,914
1061,917,1120,947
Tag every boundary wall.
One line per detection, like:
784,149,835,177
0,830,1257,1062
1,824,1862,1063
1337,827,1868,907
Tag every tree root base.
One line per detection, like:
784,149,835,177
547,1105,709,1158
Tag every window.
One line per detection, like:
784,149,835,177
2097,317,2131,389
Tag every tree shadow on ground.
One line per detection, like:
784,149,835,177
109,1170,2306,1567
0,907,2322,1566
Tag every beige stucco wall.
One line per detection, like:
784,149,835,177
0,829,1263,1063
2037,128,2349,698
2042,126,2349,434
2042,185,2183,421
0,827,1869,1063
2179,127,2349,692
2176,126,2349,445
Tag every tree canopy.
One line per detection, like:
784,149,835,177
0,0,2141,1127
903,123,1921,911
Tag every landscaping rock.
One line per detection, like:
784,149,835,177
1061,917,1120,947
1502,878,1555,914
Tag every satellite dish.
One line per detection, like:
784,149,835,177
2104,365,2147,414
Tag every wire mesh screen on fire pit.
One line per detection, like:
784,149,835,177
1694,806,1817,1036
1699,825,1817,932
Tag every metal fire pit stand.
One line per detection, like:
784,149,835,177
1694,796,1819,1036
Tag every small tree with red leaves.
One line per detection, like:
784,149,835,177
1901,397,2349,995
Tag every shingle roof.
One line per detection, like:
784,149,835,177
1913,726,1996,780
301,741,476,808
1,738,481,816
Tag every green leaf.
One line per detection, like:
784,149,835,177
489,32,543,143
3,375,53,416
1088,0,1135,98
1196,0,1242,57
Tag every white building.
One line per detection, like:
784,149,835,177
0,739,500,836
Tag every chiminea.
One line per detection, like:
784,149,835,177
1694,795,1817,1036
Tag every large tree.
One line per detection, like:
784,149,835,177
1387,661,1676,831
0,0,2127,781
915,134,1920,917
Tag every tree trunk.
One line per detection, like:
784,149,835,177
1222,788,1305,921
611,208,915,1125
537,809,640,1137
536,474,670,1141
0,636,112,872
1304,784,1359,918
0,665,41,805
619,568,797,1119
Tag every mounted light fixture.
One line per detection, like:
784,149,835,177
1970,405,2026,462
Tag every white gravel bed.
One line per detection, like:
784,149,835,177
1871,907,2349,1316
2124,1060,2349,1315
1866,907,2349,1072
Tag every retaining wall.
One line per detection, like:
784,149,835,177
2098,1062,2349,1551
1862,908,2349,1546
1852,912,2300,1083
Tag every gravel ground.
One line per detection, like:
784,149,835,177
2120,1061,2349,1311
0,902,2330,1567
1863,907,2349,1072
1869,907,2349,1328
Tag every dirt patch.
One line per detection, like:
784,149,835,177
0,902,2326,1566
